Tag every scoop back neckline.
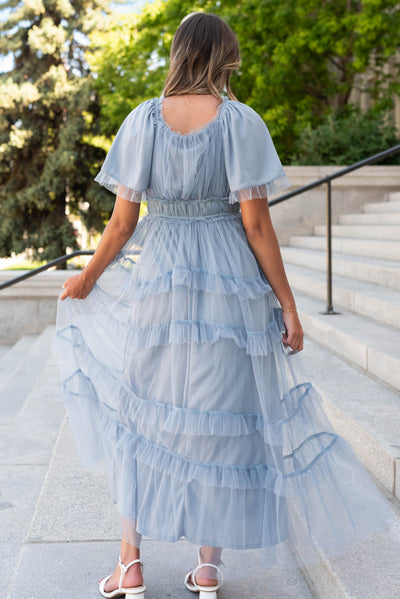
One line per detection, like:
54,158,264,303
156,95,228,138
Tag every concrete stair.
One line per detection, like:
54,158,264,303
281,190,400,389
278,189,400,596
313,223,400,239
339,212,400,224
300,340,400,599
280,248,400,290
283,263,400,328
0,327,55,424
289,234,400,260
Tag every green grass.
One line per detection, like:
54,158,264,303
2,261,46,271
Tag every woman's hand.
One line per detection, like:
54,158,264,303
281,311,303,353
60,271,95,301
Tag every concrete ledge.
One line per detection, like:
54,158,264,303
0,270,69,298
0,271,70,343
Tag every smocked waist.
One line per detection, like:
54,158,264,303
146,198,240,218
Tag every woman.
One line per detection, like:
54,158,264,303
56,11,395,599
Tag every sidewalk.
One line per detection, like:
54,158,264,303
1,333,313,599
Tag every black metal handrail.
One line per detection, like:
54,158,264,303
269,144,400,314
1,144,399,306
0,250,94,291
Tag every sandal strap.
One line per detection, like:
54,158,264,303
118,555,143,590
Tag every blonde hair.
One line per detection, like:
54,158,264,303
162,12,241,101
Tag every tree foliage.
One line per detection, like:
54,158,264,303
292,106,400,165
89,0,400,161
0,0,115,261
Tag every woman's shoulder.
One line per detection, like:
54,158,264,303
224,98,258,114
123,97,157,121
121,96,264,139
222,98,267,132
126,95,259,121
223,98,264,122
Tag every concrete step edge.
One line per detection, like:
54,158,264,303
339,213,400,224
303,339,400,500
363,201,400,212
313,224,400,240
281,246,400,290
297,487,400,599
289,235,400,260
292,290,400,392
389,192,400,202
0,326,56,423
0,334,39,374
284,262,400,329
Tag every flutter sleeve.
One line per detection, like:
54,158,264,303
221,101,291,204
94,98,155,203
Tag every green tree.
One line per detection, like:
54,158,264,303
89,0,400,161
0,0,114,261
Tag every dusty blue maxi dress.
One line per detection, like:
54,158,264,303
55,94,395,570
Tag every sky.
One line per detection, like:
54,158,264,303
0,0,152,73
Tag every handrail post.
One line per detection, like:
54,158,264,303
320,180,340,315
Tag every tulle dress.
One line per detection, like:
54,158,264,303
54,94,396,572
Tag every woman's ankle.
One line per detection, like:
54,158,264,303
120,540,141,563
199,545,223,565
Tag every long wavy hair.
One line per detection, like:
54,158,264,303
162,12,241,101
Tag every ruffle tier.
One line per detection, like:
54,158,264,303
54,205,396,570
59,321,332,447
57,351,396,562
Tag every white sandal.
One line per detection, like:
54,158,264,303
99,554,146,598
184,548,224,599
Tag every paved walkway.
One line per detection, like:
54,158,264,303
1,335,313,599
2,329,400,598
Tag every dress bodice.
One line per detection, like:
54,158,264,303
94,95,291,204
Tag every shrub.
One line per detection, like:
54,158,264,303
291,108,400,165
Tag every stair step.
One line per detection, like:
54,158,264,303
0,326,55,424
301,339,400,598
300,496,400,599
291,290,400,391
314,224,400,240
304,338,400,500
363,200,400,213
339,212,400,224
0,334,39,375
389,191,400,202
281,247,400,291
285,262,400,329
289,235,400,260
0,344,12,360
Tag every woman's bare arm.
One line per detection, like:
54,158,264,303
60,196,141,300
240,196,303,352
